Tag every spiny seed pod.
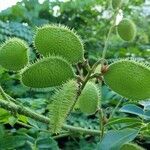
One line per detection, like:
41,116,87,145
104,59,150,101
111,0,122,9
34,24,84,64
48,80,78,133
78,82,100,114
121,143,144,150
21,56,75,88
117,19,136,41
0,38,29,71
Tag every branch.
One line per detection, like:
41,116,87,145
0,99,101,136
0,86,10,102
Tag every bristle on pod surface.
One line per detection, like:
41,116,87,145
0,38,29,71
78,82,100,114
21,56,75,88
34,24,84,64
104,59,150,101
48,80,78,133
117,19,136,41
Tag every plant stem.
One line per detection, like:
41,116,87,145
0,99,101,136
98,108,104,140
68,59,103,116
101,8,120,63
0,99,50,123
108,97,123,120
98,8,120,140
0,86,10,102
53,132,70,139
0,85,21,105
101,26,114,62
63,124,101,136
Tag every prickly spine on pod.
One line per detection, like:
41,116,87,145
103,59,150,101
34,24,84,64
21,56,75,88
78,82,101,114
0,38,29,71
48,80,78,133
117,19,136,41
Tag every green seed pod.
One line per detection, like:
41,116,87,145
21,56,75,88
117,19,136,41
48,80,78,133
121,143,144,150
0,38,29,71
111,0,122,9
78,82,100,114
104,59,150,101
34,24,84,64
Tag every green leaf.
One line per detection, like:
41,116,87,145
35,132,59,150
97,129,139,150
0,135,27,149
8,116,18,126
120,104,144,117
143,110,150,120
0,108,10,123
105,117,142,127
0,125,5,138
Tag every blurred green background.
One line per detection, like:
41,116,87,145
0,0,150,149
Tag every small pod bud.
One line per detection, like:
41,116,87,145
78,82,101,114
117,19,136,41
0,38,29,71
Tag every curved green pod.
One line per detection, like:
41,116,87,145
34,24,84,64
21,56,75,88
0,38,29,71
104,59,150,101
49,80,78,133
78,82,100,114
117,19,136,41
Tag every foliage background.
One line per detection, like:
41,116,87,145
0,0,150,149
